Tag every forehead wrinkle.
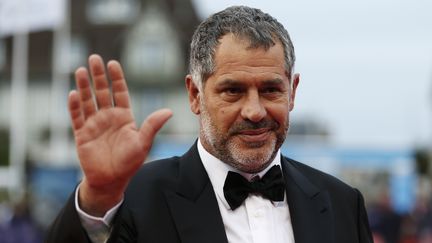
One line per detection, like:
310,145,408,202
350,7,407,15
213,64,286,77
214,69,287,84
219,61,285,72
213,54,286,75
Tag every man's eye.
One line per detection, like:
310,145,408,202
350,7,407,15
225,88,243,95
262,87,280,93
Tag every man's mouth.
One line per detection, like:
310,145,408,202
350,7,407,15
237,128,272,143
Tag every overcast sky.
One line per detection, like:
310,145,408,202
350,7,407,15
192,0,432,148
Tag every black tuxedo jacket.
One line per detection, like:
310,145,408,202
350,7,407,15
46,143,373,243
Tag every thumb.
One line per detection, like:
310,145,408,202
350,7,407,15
139,108,173,151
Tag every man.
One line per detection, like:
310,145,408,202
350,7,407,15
46,6,373,243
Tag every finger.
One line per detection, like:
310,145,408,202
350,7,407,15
89,54,112,109
75,67,96,119
107,60,131,108
68,90,85,131
139,109,173,152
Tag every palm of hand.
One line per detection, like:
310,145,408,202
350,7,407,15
76,107,145,187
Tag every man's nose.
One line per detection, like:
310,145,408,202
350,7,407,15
240,91,266,122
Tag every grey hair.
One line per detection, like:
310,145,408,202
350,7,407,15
189,6,296,89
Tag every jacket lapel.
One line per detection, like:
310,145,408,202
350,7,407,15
163,145,334,243
164,143,228,243
282,157,334,243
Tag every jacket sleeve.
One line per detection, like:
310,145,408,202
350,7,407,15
106,207,137,243
355,189,374,243
45,191,92,243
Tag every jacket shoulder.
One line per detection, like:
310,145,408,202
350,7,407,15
283,156,357,195
126,156,181,195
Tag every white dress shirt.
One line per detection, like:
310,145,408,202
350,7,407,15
197,140,295,243
76,140,295,243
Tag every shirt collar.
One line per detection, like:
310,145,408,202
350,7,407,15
197,138,282,210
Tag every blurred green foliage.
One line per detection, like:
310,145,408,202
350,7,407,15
0,128,9,166
415,148,431,176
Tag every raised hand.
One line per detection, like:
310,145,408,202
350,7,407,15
68,54,172,216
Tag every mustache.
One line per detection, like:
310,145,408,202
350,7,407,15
229,119,279,134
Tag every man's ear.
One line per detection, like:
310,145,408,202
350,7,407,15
185,74,201,114
289,73,300,111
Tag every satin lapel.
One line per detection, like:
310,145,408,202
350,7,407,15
164,143,228,243
281,157,334,243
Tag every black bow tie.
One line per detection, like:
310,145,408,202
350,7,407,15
223,165,285,210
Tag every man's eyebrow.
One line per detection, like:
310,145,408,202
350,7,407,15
216,79,243,86
261,78,284,85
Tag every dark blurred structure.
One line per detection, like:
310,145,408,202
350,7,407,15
0,0,201,167
1,0,199,85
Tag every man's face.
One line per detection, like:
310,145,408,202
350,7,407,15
187,34,299,173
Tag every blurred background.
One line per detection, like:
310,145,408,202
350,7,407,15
0,0,431,242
